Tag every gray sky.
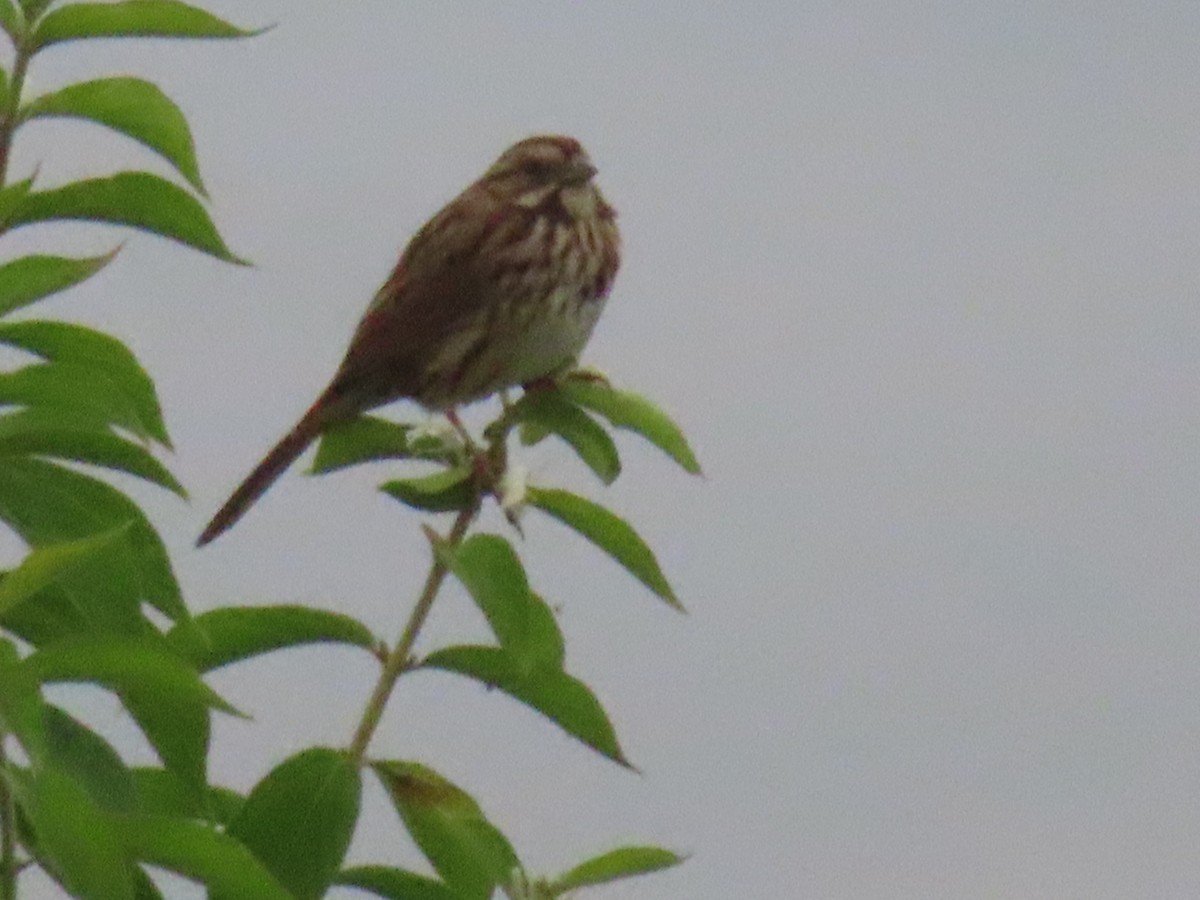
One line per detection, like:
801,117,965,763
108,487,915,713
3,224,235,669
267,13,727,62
14,2,1200,897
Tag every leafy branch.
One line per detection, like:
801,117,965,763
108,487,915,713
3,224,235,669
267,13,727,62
0,2,699,898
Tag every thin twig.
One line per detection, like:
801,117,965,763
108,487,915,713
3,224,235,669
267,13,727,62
347,501,478,764
0,736,15,900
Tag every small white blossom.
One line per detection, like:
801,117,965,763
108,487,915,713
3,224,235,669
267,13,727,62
497,464,529,519
410,413,466,453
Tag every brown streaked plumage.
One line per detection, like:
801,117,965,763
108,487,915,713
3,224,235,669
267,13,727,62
197,135,620,546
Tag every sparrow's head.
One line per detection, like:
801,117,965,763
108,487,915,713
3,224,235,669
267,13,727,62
484,135,604,217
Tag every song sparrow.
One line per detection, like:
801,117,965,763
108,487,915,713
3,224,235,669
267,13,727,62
197,135,620,546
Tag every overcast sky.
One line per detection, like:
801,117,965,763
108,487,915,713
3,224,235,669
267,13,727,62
13,3,1200,898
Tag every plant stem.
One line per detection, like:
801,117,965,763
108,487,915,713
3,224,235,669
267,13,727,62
347,502,478,764
0,736,15,900
0,29,32,188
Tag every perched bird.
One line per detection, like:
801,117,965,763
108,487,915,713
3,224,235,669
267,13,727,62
197,135,620,546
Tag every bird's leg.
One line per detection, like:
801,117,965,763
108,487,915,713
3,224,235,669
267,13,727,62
445,408,477,453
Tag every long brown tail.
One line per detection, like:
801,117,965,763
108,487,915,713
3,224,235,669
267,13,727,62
197,399,334,547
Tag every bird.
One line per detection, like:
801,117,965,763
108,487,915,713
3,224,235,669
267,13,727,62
197,134,620,546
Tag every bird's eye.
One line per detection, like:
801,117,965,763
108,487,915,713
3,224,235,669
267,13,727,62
521,159,550,177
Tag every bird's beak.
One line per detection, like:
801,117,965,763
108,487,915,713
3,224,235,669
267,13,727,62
564,158,598,185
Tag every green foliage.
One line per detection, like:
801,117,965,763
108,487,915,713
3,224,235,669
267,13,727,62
0,2,696,897
23,77,205,192
221,748,360,900
373,761,520,900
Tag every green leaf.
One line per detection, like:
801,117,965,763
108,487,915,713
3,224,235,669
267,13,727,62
312,414,456,474
0,360,158,443
122,686,210,796
0,319,168,445
0,409,186,495
373,761,518,900
9,171,247,264
0,248,121,317
0,172,36,228
438,533,563,671
382,466,475,512
0,637,48,763
43,704,137,812
511,390,620,484
0,522,154,642
0,458,184,620
527,486,683,611
223,748,361,900
26,634,219,790
422,645,628,767
19,0,50,22
549,846,685,893
25,635,236,714
336,866,460,900
562,379,701,475
0,2,21,42
0,525,129,618
114,815,293,900
167,605,377,672
131,767,243,824
312,415,415,473
25,78,205,193
132,868,165,900
13,766,135,900
34,0,262,47
0,581,87,646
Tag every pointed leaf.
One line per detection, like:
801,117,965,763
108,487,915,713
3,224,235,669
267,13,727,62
25,77,205,192
0,637,48,763
223,747,361,900
382,466,475,512
10,171,247,263
0,319,168,445
550,846,685,893
12,766,135,900
511,391,620,484
422,645,628,767
131,767,243,824
562,379,701,475
43,704,137,812
438,533,563,670
373,761,518,900
0,409,186,495
34,0,261,47
0,458,184,620
527,487,682,610
0,172,36,228
19,0,51,20
0,249,119,316
0,360,158,442
0,525,129,618
167,605,377,672
0,580,104,647
0,2,20,42
312,415,454,473
336,866,459,900
114,815,293,900
28,635,216,791
25,635,234,712
0,521,154,641
122,686,210,795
